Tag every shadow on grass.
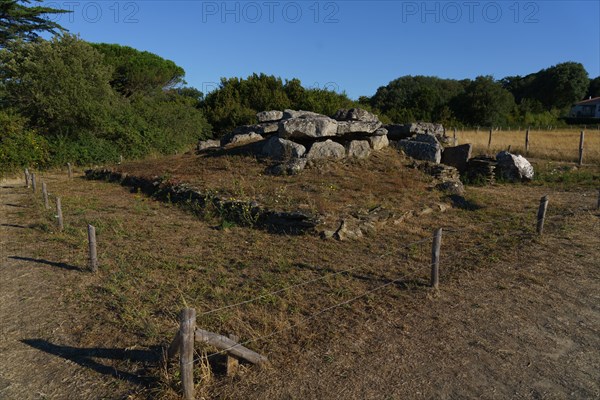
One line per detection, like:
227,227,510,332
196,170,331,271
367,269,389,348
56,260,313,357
8,256,82,272
1,223,28,229
21,339,159,386
291,263,429,290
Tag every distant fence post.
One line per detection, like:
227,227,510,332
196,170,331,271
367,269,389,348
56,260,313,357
578,130,585,166
525,128,530,154
487,128,492,151
24,168,30,188
87,224,98,272
56,197,64,231
536,196,549,235
431,228,442,289
180,308,197,400
31,173,36,192
67,163,73,179
42,182,49,209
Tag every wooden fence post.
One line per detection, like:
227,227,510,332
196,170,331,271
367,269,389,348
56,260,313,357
578,130,585,166
487,128,492,151
597,188,600,210
56,197,64,231
227,334,240,376
87,224,98,272
67,163,73,179
180,308,197,400
24,168,30,188
42,182,49,209
536,196,549,235
31,173,36,192
525,128,530,154
431,228,442,289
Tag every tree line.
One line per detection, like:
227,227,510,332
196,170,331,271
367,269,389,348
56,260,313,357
1,1,598,173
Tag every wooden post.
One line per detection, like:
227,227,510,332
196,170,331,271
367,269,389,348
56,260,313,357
487,128,492,151
24,168,30,188
578,130,584,166
525,128,530,154
67,163,73,179
31,173,36,192
597,188,600,210
226,334,240,376
431,228,442,289
180,308,196,400
536,196,549,235
56,197,64,231
87,224,98,272
42,182,49,209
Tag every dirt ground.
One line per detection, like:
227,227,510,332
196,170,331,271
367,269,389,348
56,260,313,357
0,164,598,399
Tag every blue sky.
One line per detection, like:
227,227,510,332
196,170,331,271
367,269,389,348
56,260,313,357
42,0,600,99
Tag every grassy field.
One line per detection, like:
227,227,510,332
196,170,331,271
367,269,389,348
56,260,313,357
455,128,600,164
1,146,599,399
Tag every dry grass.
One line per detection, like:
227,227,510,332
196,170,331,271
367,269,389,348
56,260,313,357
456,128,600,163
2,150,599,399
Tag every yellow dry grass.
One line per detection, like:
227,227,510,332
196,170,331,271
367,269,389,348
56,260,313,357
455,128,600,164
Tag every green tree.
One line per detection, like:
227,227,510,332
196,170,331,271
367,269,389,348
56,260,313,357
0,34,118,136
0,0,69,46
91,43,185,97
450,76,515,127
587,76,600,98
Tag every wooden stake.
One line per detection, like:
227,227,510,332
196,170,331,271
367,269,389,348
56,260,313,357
180,308,196,400
67,163,73,179
87,224,98,272
25,168,30,188
431,228,442,289
31,173,36,192
487,128,492,151
525,128,530,154
536,196,549,235
226,334,240,376
578,130,585,166
56,197,64,231
42,182,49,209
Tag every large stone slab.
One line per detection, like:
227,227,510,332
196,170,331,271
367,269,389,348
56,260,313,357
368,133,389,150
441,144,472,172
256,110,284,123
495,151,534,182
394,140,442,163
345,140,371,159
221,132,263,147
336,120,382,136
279,117,338,139
306,139,346,160
261,136,306,160
197,139,221,152
333,108,380,123
282,109,325,119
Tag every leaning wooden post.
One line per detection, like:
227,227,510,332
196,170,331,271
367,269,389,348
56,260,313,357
87,224,98,272
180,308,197,400
56,197,64,231
31,173,36,192
525,127,530,154
578,130,585,166
487,128,493,151
536,195,549,235
24,168,30,188
67,163,73,179
42,182,49,209
431,228,442,289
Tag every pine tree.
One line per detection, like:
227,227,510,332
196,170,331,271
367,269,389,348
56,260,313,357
0,0,69,46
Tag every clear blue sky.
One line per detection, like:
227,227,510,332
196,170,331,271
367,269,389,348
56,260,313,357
41,0,600,99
